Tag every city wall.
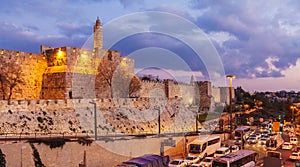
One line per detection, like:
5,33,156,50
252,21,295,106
0,49,47,100
0,48,213,109
0,97,198,134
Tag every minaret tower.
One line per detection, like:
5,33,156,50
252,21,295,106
94,17,103,49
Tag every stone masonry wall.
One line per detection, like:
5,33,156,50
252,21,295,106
139,80,199,106
139,80,166,98
0,98,198,134
0,49,47,100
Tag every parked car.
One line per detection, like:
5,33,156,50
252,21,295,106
229,145,240,152
290,137,298,145
249,134,260,140
258,137,268,145
183,156,199,166
261,134,270,140
255,133,262,139
190,164,202,167
199,157,213,167
262,130,270,135
247,137,258,144
250,130,256,135
290,152,300,160
169,159,187,167
214,147,230,157
282,142,293,150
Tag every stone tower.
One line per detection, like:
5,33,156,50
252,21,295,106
94,17,103,49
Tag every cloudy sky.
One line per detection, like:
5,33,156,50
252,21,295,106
1,0,300,92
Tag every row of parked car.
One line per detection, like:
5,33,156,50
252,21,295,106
169,146,240,167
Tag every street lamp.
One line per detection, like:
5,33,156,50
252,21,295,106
226,75,235,140
20,145,26,167
290,105,296,123
154,106,161,135
89,101,97,140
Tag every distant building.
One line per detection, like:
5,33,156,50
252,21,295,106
212,86,233,105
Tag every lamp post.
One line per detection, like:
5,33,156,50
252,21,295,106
89,101,97,140
226,75,235,140
154,106,161,135
20,145,26,167
290,105,296,123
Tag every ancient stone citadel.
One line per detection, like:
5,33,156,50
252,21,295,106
0,18,230,134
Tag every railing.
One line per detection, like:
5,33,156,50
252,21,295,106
0,132,90,141
0,130,204,142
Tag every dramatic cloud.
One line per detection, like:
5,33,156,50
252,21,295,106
0,0,300,91
190,0,300,79
0,22,86,53
56,23,91,38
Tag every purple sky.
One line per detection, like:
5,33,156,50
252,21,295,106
0,0,300,92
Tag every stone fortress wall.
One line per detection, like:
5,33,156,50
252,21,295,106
0,47,220,135
0,17,229,134
0,17,218,107
0,97,198,134
0,47,210,107
0,49,47,100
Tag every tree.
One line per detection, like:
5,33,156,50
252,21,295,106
0,149,6,167
0,54,24,102
96,50,138,98
129,75,141,97
96,50,119,98
235,86,254,109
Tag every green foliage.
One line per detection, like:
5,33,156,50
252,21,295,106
0,149,6,167
37,117,43,123
233,86,293,124
234,87,254,108
7,110,12,114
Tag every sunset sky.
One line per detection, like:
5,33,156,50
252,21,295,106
0,0,299,92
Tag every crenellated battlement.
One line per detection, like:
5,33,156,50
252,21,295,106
1,48,46,60
0,97,171,112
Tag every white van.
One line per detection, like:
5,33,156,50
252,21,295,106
290,137,298,145
214,147,230,157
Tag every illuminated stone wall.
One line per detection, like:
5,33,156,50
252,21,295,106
0,47,211,109
139,80,200,107
41,46,97,99
0,49,47,100
0,97,197,134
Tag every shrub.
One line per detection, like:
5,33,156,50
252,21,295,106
0,149,6,167
37,117,43,123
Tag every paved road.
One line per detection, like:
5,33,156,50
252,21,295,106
244,132,299,167
276,133,299,167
